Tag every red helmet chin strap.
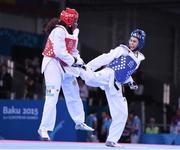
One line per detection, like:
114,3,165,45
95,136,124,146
60,8,79,27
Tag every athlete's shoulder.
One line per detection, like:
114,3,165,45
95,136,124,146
116,44,130,55
51,25,66,37
54,25,66,32
137,51,145,60
119,44,131,52
109,44,129,58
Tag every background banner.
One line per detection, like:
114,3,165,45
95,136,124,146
0,99,86,141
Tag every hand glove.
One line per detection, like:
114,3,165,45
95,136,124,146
128,82,138,90
72,57,85,68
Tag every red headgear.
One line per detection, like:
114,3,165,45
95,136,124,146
60,8,79,27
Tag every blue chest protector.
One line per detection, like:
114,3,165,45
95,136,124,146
108,55,137,84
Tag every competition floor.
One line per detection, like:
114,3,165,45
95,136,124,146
1,140,180,150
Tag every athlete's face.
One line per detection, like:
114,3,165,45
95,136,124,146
72,19,78,31
129,37,139,51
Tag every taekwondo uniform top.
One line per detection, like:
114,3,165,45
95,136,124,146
41,25,81,78
87,44,145,88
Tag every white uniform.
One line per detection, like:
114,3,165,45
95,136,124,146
39,25,85,132
80,44,145,143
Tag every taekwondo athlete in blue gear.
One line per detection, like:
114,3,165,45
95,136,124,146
79,29,146,147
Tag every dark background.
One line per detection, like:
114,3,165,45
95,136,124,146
0,0,180,126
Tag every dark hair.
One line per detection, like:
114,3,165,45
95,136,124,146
43,18,60,34
43,18,73,35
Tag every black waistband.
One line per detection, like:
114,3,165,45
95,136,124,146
114,81,119,90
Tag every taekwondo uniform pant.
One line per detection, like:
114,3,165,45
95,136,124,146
39,59,85,131
80,67,128,143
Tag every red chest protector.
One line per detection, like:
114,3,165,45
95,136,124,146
65,38,76,54
42,38,55,57
42,37,77,66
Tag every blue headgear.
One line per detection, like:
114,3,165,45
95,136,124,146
130,29,146,50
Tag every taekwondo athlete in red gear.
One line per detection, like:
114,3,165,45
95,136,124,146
80,29,146,147
38,8,94,141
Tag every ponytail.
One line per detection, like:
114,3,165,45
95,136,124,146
43,17,74,35
43,18,60,34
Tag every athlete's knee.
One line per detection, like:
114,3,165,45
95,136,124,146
80,68,96,85
116,110,128,123
66,97,82,103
